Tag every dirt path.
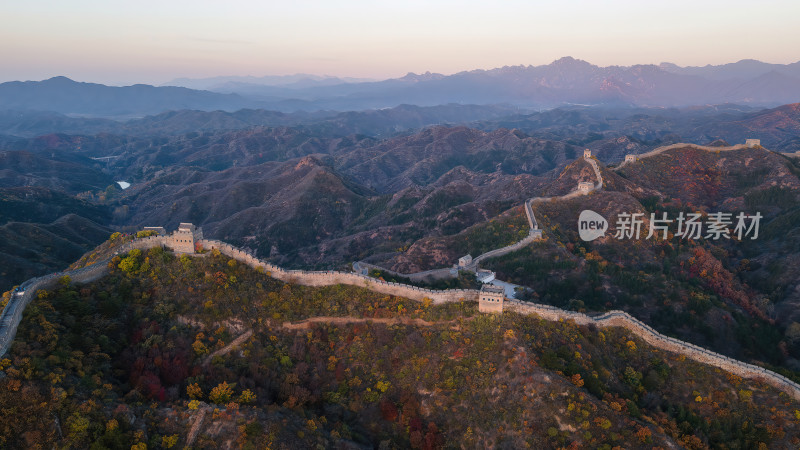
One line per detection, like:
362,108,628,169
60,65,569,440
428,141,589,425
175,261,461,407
202,330,253,366
280,316,464,330
185,407,207,447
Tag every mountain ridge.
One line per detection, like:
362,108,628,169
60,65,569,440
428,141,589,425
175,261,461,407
5,58,800,117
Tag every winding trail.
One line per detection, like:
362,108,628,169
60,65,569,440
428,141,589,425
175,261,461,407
185,408,208,447
202,330,253,367
280,316,462,330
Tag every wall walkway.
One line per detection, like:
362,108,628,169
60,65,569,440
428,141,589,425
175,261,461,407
0,237,163,358
614,143,749,169
504,300,800,400
199,240,479,306
2,233,799,401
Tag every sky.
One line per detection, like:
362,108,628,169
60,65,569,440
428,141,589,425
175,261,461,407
1,0,799,85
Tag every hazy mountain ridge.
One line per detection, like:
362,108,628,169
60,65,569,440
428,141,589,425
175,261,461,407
0,189,111,291
659,59,800,80
203,57,800,110
163,73,377,91
8,103,800,170
0,104,518,139
0,150,115,194
0,77,254,118
4,58,800,117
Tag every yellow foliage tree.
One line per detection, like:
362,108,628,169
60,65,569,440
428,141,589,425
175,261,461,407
186,383,203,400
209,381,234,404
238,389,256,404
162,434,179,448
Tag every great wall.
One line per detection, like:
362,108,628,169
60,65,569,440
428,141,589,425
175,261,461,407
2,141,800,402
353,150,600,285
613,140,764,169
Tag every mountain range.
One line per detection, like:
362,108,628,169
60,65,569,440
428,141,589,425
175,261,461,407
3,58,800,117
163,73,377,91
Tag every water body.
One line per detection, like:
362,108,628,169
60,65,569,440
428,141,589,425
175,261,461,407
116,181,131,190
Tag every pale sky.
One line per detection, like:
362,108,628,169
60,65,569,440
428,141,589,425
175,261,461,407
1,0,798,85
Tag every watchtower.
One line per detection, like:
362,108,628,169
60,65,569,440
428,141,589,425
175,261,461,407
746,139,761,148
479,284,505,313
578,181,594,193
624,154,637,163
167,223,203,253
583,149,592,158
458,254,473,268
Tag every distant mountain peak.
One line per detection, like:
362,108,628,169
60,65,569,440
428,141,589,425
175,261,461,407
400,71,445,82
551,56,592,67
44,76,77,84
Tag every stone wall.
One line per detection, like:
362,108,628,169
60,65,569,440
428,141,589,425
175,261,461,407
470,234,538,266
3,234,800,402
200,240,479,305
0,256,119,357
616,143,749,169
195,239,800,401
0,237,168,357
524,198,538,230
124,236,167,251
354,261,457,283
505,300,800,401
584,156,603,190
524,154,604,237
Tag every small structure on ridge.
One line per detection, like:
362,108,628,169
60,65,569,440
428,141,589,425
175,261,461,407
578,181,594,193
746,139,761,148
479,284,505,313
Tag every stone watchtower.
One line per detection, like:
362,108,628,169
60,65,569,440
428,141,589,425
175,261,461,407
578,181,594,193
167,223,203,254
583,149,592,158
624,154,637,163
745,139,761,148
479,284,505,313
